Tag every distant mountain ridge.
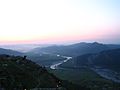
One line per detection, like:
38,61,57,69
29,42,120,56
0,48,23,56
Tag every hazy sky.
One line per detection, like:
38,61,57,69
0,0,120,44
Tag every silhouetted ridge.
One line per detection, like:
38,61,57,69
29,42,120,56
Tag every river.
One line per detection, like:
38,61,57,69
50,56,72,69
91,67,120,83
50,55,120,83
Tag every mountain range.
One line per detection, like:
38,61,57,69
29,42,120,56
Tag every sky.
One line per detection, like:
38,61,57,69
0,0,120,45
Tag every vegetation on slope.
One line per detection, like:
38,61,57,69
50,67,120,90
0,54,88,90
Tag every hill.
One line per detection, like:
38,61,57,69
29,42,120,56
75,48,120,71
0,48,23,56
0,54,88,90
60,48,120,71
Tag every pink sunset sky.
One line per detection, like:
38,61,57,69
0,0,120,45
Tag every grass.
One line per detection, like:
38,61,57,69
49,67,120,90
49,68,101,82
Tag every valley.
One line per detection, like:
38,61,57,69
0,42,120,89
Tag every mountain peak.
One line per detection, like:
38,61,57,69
93,42,99,44
92,42,103,45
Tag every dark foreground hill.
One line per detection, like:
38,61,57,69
29,42,120,56
0,54,88,90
